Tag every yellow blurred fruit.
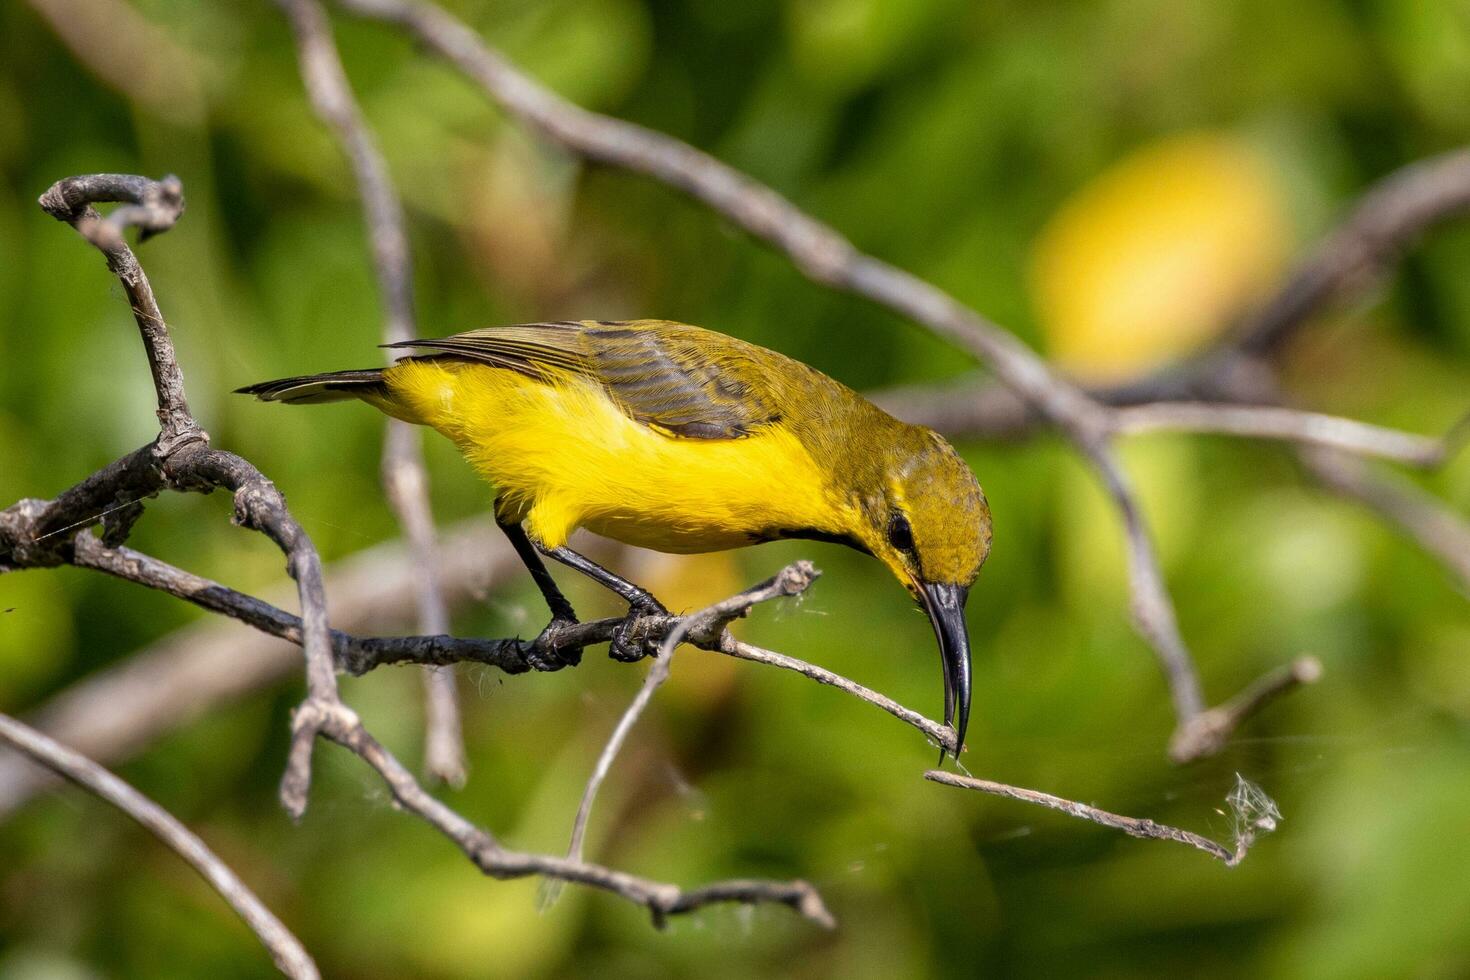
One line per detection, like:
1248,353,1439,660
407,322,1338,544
1030,132,1290,382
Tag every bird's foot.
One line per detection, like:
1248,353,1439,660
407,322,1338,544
526,617,584,671
609,596,670,663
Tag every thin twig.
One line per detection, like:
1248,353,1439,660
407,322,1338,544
0,712,319,979
0,517,525,816
277,0,465,786
1168,656,1324,763
1302,447,1470,595
1082,441,1206,721
565,563,820,867
291,694,836,928
715,638,956,754
1114,402,1468,467
924,770,1278,867
36,174,198,452
386,423,466,784
1237,147,1470,355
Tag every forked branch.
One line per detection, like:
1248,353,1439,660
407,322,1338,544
0,175,838,943
277,0,466,786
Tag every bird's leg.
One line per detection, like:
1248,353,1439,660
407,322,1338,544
539,545,669,663
495,518,581,671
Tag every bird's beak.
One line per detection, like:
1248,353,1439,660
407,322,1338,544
920,582,971,764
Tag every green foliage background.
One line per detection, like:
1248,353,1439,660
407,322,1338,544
3,1,1470,977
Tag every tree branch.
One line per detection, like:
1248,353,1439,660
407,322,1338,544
0,712,319,979
1168,656,1324,763
925,770,1280,867
0,518,522,816
565,563,821,868
877,146,1470,439
277,0,465,786
1,173,835,926
1112,402,1470,467
37,173,198,451
1301,447,1470,595
1236,147,1470,356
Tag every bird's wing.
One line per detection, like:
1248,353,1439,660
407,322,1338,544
385,320,788,439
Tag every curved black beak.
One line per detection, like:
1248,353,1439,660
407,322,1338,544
921,582,971,764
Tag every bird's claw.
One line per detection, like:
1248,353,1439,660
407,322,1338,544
527,617,583,671
609,597,669,662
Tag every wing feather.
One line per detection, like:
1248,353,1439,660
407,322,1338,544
387,320,787,440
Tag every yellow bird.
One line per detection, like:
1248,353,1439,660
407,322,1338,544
239,320,992,754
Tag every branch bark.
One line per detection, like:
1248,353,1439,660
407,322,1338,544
925,770,1279,867
0,712,319,979
565,563,821,868
277,0,465,787
1113,402,1469,467
1236,147,1470,356
0,517,520,816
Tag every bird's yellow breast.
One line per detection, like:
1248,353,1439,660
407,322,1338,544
376,359,842,553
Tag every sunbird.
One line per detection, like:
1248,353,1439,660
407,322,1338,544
239,320,992,754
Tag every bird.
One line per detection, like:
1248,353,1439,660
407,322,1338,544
238,319,992,756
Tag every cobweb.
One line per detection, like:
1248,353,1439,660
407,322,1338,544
1225,772,1281,858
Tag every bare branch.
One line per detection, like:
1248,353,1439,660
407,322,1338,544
1237,147,1470,355
0,518,522,816
277,0,465,786
566,563,820,866
871,375,1043,442
1169,656,1323,763
329,0,1096,426
882,377,1470,601
1302,447,1470,595
1114,402,1469,467
6,172,850,923
925,770,1279,867
386,424,466,784
883,146,1470,438
3,515,954,844
36,173,198,451
6,538,835,922
0,712,319,979
910,146,1470,424
24,177,343,816
6,498,952,748
1081,442,1205,721
311,703,834,928
715,637,955,754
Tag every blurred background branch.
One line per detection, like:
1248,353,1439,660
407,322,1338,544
277,0,466,788
0,711,319,979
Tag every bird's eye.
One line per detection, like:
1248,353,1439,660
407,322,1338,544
887,513,916,554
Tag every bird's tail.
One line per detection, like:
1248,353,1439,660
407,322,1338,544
234,368,388,405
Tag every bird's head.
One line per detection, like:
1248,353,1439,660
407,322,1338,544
849,426,991,760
